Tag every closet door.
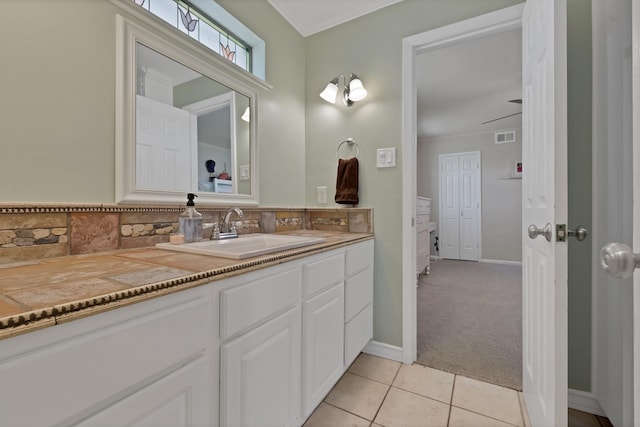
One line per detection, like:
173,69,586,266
439,152,480,261
439,155,460,259
459,153,480,261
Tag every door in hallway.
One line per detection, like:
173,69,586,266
439,151,480,261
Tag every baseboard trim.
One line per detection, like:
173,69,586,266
479,259,522,266
362,340,404,363
568,389,605,417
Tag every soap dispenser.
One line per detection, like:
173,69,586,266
179,193,203,243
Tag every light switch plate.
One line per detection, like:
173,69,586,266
377,148,396,168
239,165,250,180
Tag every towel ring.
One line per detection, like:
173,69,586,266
336,138,360,159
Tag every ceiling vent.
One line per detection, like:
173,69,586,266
495,130,517,144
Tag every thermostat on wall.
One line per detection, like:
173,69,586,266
377,148,396,168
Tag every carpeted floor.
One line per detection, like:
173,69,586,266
416,259,523,391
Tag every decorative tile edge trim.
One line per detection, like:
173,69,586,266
0,236,374,335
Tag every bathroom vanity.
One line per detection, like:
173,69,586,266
0,233,373,427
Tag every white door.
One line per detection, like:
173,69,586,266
598,2,640,424
440,154,460,259
439,152,480,261
459,153,480,261
521,0,568,426
136,95,194,192
592,0,635,425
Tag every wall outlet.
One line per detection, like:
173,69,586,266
317,186,328,204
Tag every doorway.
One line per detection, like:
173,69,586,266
401,4,525,370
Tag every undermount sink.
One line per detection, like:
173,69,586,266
155,233,326,259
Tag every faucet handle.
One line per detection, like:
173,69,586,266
211,222,220,240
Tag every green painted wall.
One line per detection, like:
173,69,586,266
418,132,523,263
304,0,522,347
567,0,592,393
0,0,306,207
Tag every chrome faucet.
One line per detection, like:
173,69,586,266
212,207,244,240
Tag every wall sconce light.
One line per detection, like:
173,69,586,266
319,73,368,106
241,106,250,122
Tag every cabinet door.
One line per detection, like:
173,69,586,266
77,356,209,427
0,287,212,427
302,283,344,419
221,306,301,427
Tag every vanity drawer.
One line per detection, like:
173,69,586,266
345,240,374,276
220,266,300,341
416,215,429,232
345,267,373,322
344,304,373,368
417,197,431,213
302,252,345,298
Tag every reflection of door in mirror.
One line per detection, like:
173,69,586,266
136,95,196,191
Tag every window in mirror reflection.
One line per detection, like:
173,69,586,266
131,0,251,72
135,42,251,195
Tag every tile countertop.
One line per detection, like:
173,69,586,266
0,230,373,340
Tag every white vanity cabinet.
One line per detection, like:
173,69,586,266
218,239,374,427
0,238,374,427
0,286,214,427
219,266,302,427
301,252,345,419
344,241,374,367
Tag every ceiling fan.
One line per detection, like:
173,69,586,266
481,99,522,125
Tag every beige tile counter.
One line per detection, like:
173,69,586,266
0,230,373,340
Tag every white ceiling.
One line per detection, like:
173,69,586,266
416,28,522,139
267,0,403,37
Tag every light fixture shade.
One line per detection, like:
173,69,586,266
241,106,250,122
348,74,367,102
320,77,340,103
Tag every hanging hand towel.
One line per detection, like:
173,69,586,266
335,157,359,205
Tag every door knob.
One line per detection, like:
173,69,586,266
568,226,588,241
600,242,640,279
528,223,552,242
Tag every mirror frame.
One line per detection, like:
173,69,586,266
115,12,266,205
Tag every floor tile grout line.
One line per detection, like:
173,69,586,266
321,401,376,424
451,374,523,427
368,366,401,424
449,402,523,427
389,384,453,407
346,364,402,387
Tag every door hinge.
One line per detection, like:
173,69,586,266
556,224,566,242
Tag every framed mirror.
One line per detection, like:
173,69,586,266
116,15,260,205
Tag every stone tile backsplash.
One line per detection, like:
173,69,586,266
0,205,372,265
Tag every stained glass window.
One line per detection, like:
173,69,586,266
131,0,252,72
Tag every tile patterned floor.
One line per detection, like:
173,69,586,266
304,354,611,427
304,354,529,427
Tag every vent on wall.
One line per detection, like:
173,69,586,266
495,130,517,144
